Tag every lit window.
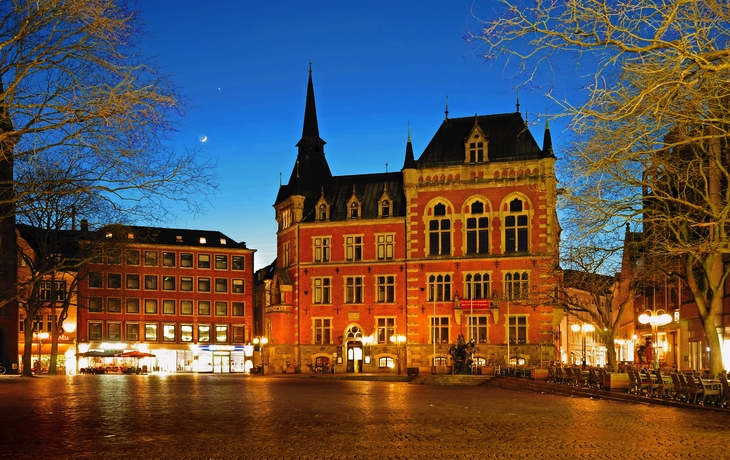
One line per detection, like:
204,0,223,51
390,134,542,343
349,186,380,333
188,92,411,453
313,277,331,304
345,235,362,261
313,318,331,344
428,274,451,301
376,276,395,303
345,277,363,304
313,237,330,263
376,234,394,260
428,203,451,256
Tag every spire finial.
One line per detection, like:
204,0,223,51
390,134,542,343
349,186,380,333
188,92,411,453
444,96,449,121
545,107,549,129
516,88,520,113
309,60,312,74
408,121,411,143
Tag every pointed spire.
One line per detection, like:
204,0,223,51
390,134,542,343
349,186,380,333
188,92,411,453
298,62,324,147
542,110,554,157
515,88,520,113
402,122,416,169
444,96,449,121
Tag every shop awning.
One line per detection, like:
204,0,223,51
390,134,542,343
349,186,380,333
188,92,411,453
76,350,118,357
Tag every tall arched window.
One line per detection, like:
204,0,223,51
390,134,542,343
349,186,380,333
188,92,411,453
505,271,529,300
429,203,451,255
505,198,528,253
466,201,489,254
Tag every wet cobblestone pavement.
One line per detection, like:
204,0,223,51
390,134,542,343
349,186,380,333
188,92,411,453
0,373,727,459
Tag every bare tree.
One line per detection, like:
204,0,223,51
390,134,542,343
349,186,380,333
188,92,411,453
0,1,217,374
472,0,730,375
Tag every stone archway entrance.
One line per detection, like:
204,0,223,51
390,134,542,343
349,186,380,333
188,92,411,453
343,325,364,373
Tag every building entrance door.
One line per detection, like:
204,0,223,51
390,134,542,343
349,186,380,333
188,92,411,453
346,341,363,373
213,354,230,373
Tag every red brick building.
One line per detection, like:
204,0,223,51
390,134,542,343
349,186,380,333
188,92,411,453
265,70,561,374
76,226,255,373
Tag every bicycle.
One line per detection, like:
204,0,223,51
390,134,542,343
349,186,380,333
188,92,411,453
0,363,6,375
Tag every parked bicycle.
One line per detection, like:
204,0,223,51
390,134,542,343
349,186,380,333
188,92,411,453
0,363,6,374
306,364,329,374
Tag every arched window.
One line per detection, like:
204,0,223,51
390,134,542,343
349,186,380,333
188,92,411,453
466,201,489,254
318,203,328,221
505,198,528,253
505,271,529,300
349,201,360,219
464,273,490,299
380,199,390,218
429,203,451,255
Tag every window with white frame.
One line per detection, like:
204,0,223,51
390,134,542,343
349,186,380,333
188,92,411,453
144,275,158,290
468,315,488,344
163,324,176,342
508,315,527,344
215,255,227,270
181,253,193,268
145,323,158,341
126,274,140,290
232,302,244,317
180,300,193,315
428,203,451,255
198,301,211,316
378,356,394,368
162,252,176,267
505,271,529,300
145,299,158,314
376,275,395,303
180,276,193,291
144,251,158,266
162,276,175,291
40,280,66,301
107,322,121,341
431,316,450,344
376,317,395,344
466,201,489,254
108,298,122,313
313,318,331,344
504,198,529,253
181,324,193,342
108,273,122,289
126,298,140,314
198,253,211,269
345,235,362,261
198,324,210,342
215,301,227,316
428,274,451,301
232,255,244,270
313,277,331,304
464,272,490,300
345,276,363,303
88,272,102,288
215,278,228,293
126,250,140,266
89,322,102,340
162,299,175,315
198,277,211,292
232,279,244,293
89,297,102,312
126,323,139,341
232,325,245,343
314,237,331,263
349,200,360,219
376,234,394,260
215,325,228,343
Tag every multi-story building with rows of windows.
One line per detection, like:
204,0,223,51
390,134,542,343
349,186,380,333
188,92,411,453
264,69,561,375
76,226,255,373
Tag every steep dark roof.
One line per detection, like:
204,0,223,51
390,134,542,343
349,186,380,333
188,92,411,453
110,226,250,249
276,68,332,205
402,130,416,169
326,172,405,221
563,268,614,295
416,112,550,167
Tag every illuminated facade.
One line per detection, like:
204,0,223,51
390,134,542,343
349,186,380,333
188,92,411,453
76,226,255,373
265,70,561,374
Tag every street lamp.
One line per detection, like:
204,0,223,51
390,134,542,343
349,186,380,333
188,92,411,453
570,323,595,368
390,333,406,374
252,336,268,375
35,331,49,375
638,309,672,369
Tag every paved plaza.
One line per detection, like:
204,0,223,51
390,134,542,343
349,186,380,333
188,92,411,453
0,373,727,459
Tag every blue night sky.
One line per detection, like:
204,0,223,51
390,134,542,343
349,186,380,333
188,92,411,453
139,1,565,270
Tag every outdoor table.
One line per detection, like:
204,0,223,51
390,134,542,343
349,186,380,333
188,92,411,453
702,379,722,403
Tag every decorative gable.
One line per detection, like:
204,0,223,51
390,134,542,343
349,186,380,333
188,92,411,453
347,185,361,219
464,116,488,164
315,187,330,221
378,188,392,218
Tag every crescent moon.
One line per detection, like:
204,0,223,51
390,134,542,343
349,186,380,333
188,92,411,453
199,135,208,142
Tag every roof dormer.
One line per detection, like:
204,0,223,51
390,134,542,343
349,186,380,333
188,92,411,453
348,185,361,219
464,115,488,165
316,187,330,221
378,186,392,218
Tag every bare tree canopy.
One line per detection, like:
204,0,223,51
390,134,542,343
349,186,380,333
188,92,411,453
472,0,730,374
0,1,217,376
0,0,217,227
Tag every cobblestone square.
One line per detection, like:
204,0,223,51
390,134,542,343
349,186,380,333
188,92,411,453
0,374,727,459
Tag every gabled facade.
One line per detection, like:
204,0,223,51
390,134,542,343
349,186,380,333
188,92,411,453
266,69,561,374
76,226,255,373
